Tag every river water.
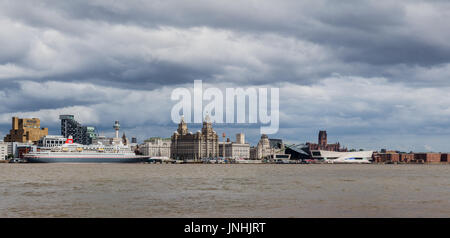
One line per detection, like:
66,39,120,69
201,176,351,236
0,164,449,217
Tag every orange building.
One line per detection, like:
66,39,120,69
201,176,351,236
3,117,48,143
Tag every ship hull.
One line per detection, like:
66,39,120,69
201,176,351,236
25,154,146,163
27,157,144,163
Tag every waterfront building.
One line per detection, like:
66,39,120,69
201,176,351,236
139,137,171,157
310,150,373,163
5,142,37,158
374,151,449,164
0,142,7,160
413,153,445,164
399,153,415,163
171,115,219,161
60,115,97,145
38,135,67,148
306,130,347,152
375,151,402,163
252,134,271,159
3,117,48,143
218,134,250,159
284,144,311,160
269,138,284,151
250,134,288,160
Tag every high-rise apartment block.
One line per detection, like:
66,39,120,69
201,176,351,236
60,115,96,145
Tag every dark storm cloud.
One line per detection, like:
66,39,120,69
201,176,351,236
1,0,450,88
41,60,219,90
4,0,450,70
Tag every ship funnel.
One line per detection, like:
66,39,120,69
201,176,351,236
65,136,74,144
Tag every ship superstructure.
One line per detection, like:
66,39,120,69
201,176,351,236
25,121,147,163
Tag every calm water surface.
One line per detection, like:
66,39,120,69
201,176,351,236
0,164,449,217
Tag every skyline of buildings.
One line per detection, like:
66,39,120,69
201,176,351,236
0,114,445,156
0,114,449,164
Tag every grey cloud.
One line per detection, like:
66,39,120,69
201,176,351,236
1,0,450,89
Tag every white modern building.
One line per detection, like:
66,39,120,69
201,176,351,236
311,150,373,164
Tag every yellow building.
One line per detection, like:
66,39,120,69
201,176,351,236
3,117,48,143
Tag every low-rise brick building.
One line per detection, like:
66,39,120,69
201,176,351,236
374,152,445,164
413,153,442,163
377,151,400,163
399,153,414,163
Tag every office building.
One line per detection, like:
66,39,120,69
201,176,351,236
0,142,8,160
219,134,250,159
3,117,48,143
171,115,219,161
139,137,171,157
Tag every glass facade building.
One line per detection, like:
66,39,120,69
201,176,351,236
60,115,97,145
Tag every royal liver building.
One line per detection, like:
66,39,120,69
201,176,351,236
171,115,219,161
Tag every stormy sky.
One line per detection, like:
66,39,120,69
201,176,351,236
1,0,450,152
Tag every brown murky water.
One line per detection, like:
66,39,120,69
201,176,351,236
0,164,449,217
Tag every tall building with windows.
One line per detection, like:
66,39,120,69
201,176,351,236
3,117,48,143
60,115,97,145
171,115,219,161
0,142,8,160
